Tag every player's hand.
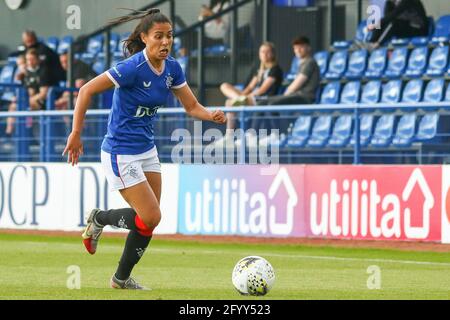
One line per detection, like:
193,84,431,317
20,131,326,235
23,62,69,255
211,110,226,124
62,132,84,166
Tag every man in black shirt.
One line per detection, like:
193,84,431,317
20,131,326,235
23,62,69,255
369,0,429,46
21,30,65,83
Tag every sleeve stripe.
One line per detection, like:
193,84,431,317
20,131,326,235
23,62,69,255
105,71,120,88
172,81,187,90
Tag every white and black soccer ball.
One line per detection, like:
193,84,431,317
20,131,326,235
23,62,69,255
232,256,275,296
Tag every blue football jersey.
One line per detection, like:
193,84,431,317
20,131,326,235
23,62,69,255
102,49,186,155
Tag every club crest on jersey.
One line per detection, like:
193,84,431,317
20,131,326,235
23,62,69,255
165,74,174,89
134,105,160,118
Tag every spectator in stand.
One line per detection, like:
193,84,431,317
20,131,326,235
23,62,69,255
219,42,283,132
245,36,320,135
199,0,231,47
260,36,320,106
19,30,65,83
368,0,428,48
55,52,97,111
5,49,60,136
4,55,26,137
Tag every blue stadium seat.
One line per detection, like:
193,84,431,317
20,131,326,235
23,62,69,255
0,64,15,84
360,81,382,106
0,64,17,102
423,79,445,103
205,45,230,55
306,116,333,147
1,67,22,102
422,79,445,112
46,36,59,52
57,35,74,54
383,47,408,78
332,40,352,50
349,114,375,147
87,35,104,55
328,115,353,148
405,47,429,78
415,113,439,142
401,79,424,112
370,114,396,147
355,20,373,43
118,32,130,52
177,56,189,77
286,56,301,81
344,49,368,79
409,36,429,47
332,20,372,49
364,48,388,79
392,114,417,147
313,51,329,78
320,82,341,105
324,50,348,80
340,81,361,105
79,52,96,65
109,33,120,53
92,58,106,75
431,15,450,44
390,37,410,47
112,51,125,66
425,46,449,77
272,0,314,6
445,82,450,102
380,80,402,112
285,116,312,148
402,79,423,104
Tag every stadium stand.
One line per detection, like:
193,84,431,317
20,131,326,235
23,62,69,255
0,1,449,165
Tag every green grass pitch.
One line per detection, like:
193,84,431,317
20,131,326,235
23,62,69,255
0,233,449,300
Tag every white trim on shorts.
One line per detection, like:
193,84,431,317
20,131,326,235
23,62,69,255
101,147,161,192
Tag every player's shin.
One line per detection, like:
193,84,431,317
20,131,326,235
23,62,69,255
115,230,152,281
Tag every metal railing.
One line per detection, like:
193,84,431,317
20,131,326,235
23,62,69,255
1,84,450,164
67,0,267,107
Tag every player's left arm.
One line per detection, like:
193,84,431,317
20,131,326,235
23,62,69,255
172,84,226,124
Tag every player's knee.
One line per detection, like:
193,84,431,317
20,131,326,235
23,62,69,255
142,207,161,229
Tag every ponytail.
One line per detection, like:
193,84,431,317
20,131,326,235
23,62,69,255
109,8,172,57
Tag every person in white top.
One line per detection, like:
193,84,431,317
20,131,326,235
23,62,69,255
199,0,231,46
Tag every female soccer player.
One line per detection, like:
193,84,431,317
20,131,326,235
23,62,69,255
62,8,226,290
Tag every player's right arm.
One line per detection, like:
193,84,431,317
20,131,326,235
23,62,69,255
63,73,114,166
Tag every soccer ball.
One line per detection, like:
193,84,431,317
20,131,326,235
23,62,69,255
231,256,275,296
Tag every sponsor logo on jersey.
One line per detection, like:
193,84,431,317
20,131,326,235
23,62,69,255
143,81,152,88
134,105,161,118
